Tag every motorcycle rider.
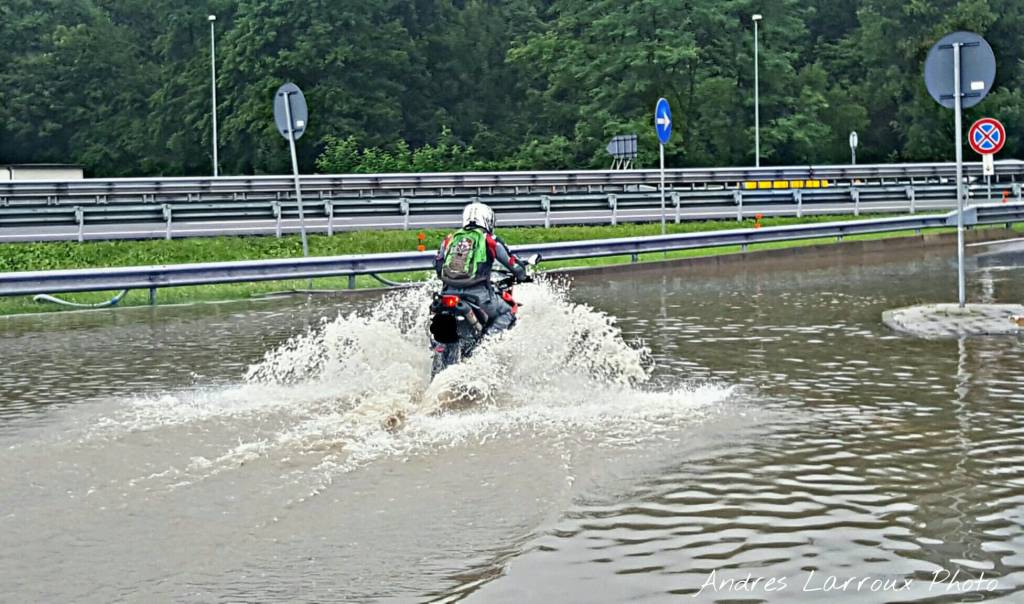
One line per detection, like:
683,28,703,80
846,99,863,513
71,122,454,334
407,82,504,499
434,202,530,333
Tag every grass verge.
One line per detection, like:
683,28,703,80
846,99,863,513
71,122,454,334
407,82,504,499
0,213,983,316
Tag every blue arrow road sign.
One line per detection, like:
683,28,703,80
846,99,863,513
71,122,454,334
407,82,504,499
654,98,672,144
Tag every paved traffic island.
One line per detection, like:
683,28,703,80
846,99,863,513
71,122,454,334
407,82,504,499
883,303,1024,338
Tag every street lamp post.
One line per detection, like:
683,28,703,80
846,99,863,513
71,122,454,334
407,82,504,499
752,13,762,168
209,15,219,177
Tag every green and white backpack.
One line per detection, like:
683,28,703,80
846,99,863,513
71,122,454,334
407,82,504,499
442,229,488,281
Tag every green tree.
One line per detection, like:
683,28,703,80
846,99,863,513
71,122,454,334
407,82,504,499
0,0,154,174
215,0,417,174
3,0,1024,176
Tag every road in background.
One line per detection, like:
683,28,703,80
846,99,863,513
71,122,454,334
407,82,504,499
0,199,959,242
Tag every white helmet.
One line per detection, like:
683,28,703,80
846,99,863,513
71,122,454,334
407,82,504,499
462,202,495,232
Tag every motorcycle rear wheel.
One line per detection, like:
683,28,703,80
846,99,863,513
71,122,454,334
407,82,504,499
430,343,462,379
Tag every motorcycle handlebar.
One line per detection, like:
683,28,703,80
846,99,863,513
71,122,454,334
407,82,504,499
492,254,540,287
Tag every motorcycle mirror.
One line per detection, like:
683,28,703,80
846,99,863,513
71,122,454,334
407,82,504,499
525,253,542,266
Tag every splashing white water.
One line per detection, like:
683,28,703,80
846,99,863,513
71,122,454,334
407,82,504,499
243,279,728,466
245,279,660,418
91,278,732,487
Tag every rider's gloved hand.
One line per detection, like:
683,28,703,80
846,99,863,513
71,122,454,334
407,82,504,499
512,263,531,283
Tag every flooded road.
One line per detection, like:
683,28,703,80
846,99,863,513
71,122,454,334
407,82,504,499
2,240,1024,602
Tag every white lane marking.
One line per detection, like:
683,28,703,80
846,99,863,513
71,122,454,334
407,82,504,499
967,237,1024,248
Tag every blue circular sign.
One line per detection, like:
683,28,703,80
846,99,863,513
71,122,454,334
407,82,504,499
654,98,672,145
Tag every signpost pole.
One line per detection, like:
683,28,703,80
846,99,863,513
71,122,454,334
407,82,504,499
659,143,666,235
925,31,996,309
953,42,965,308
753,15,761,168
282,92,309,258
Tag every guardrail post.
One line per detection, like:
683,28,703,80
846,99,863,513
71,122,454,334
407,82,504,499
324,202,334,236
149,287,157,305
162,204,172,240
541,195,551,228
793,190,803,218
400,198,410,230
673,191,681,224
631,253,639,263
1014,183,1022,203
964,207,979,227
348,274,356,289
734,190,743,221
0,196,7,207
851,188,860,216
272,201,282,238
608,194,617,226
905,186,916,214
74,206,84,243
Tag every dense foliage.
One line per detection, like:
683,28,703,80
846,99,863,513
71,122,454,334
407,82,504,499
2,0,1022,176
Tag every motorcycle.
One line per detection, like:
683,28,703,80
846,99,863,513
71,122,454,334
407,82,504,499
427,254,541,379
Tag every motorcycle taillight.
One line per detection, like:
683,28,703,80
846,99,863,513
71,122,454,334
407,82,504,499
441,294,460,308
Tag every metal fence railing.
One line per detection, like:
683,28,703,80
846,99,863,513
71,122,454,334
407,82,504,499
2,161,1023,242
3,161,1023,199
2,202,1021,298
0,180,1018,243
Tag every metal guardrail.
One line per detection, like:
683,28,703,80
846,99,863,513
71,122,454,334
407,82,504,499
0,181,1015,242
2,161,1022,198
2,203,1022,298
1,162,1022,241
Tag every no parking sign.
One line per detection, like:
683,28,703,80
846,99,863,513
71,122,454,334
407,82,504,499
969,118,1005,155
969,118,1005,177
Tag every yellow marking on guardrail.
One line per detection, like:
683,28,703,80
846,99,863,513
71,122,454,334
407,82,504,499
743,179,831,190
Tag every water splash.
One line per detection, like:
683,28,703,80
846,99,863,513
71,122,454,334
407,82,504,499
89,278,732,487
243,278,729,467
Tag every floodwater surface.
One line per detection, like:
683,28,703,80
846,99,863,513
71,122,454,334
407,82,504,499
1,239,1024,603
